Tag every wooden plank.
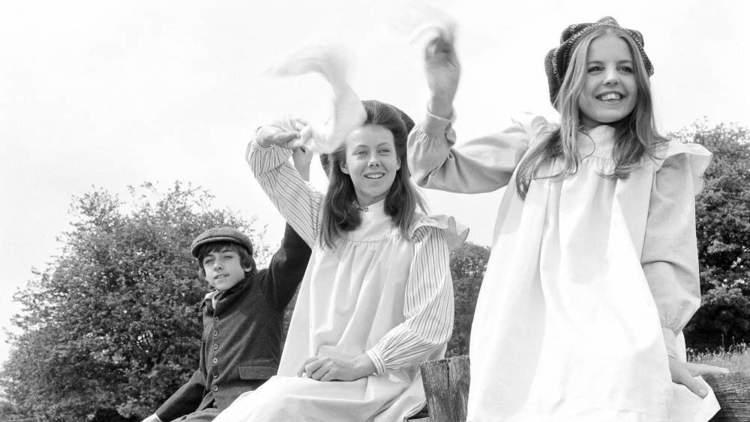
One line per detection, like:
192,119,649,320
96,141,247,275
419,356,750,422
704,371,750,421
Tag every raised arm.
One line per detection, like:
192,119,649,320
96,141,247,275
409,30,530,193
423,25,460,121
292,146,313,182
247,126,323,248
259,224,312,310
408,115,533,193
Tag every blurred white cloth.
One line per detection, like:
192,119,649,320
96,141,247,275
267,44,365,153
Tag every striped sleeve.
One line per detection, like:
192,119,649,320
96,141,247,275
246,138,322,248
366,226,454,373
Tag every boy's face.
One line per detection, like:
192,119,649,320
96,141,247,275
201,247,250,291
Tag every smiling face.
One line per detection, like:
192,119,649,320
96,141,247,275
577,33,638,130
201,247,251,291
340,124,400,207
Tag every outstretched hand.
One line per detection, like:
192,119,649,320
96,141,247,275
423,29,460,118
297,353,375,382
669,357,729,398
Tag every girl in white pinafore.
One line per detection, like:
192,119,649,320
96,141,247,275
409,17,725,421
215,100,463,422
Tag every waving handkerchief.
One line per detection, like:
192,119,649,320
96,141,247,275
409,10,456,47
383,1,456,47
267,44,366,153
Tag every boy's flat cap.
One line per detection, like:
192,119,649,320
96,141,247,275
190,227,253,257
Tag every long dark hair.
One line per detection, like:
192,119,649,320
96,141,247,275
319,100,425,248
515,26,667,198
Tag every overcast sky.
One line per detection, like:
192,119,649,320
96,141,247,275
1,0,749,366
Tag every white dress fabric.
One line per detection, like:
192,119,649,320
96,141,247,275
407,114,718,422
214,140,462,422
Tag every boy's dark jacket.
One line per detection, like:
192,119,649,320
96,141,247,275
156,224,311,421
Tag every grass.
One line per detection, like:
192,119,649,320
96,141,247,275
688,343,750,372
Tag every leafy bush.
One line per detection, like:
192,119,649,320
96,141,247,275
1,182,269,421
673,121,750,349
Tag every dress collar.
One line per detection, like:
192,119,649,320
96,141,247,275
355,198,386,214
578,125,616,158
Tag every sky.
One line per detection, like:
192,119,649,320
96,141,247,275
1,0,749,367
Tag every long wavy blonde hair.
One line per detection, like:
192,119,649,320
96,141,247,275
515,26,667,198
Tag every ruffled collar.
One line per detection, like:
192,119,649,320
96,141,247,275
345,199,394,242
577,125,616,159
355,198,386,214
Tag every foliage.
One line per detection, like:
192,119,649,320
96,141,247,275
1,182,269,421
446,242,490,357
672,121,750,349
0,399,24,421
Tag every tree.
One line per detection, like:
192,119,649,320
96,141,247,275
1,182,270,421
673,121,750,349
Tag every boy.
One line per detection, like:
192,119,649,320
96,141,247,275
141,145,315,422
142,224,311,422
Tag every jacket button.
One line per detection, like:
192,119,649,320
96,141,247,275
212,357,218,364
213,331,218,337
212,385,219,392
213,344,219,351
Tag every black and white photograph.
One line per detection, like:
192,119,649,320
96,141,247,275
1,1,749,421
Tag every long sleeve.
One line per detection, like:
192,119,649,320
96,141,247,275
407,113,536,193
260,223,312,310
641,146,711,358
365,226,454,373
156,369,205,421
246,139,323,248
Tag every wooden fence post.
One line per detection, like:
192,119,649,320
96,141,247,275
417,356,750,422
418,355,470,422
